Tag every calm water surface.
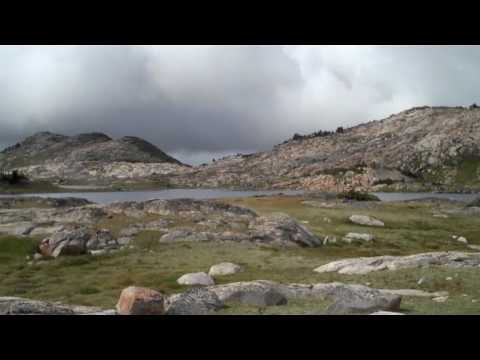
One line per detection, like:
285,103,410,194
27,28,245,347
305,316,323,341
0,189,478,204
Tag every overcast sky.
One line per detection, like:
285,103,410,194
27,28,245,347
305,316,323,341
1,45,480,165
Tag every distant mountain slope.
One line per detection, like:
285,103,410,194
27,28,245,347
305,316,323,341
3,106,480,192
171,106,480,192
0,132,182,168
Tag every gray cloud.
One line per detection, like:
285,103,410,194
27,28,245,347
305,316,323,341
1,45,480,164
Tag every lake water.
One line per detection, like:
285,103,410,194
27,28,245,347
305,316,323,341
373,192,478,203
0,189,478,204
0,189,304,204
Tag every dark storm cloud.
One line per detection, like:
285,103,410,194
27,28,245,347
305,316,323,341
1,45,480,164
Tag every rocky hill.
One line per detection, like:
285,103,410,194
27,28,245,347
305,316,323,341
2,106,480,192
171,106,480,192
0,132,181,167
0,132,188,186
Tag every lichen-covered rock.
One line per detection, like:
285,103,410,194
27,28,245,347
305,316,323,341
208,262,243,277
343,232,375,243
116,286,165,315
208,281,288,307
349,215,384,227
248,213,321,247
177,272,215,286
165,288,223,315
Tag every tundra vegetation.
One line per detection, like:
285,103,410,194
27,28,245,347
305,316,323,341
1,194,479,314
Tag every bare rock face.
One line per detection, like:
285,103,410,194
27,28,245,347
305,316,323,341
248,213,321,247
177,272,215,286
314,251,480,275
208,262,243,277
116,287,165,315
349,214,384,227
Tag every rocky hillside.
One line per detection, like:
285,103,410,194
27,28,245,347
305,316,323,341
2,106,480,191
0,132,181,167
0,132,188,185
171,106,480,192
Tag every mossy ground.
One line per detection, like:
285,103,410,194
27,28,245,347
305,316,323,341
1,196,480,314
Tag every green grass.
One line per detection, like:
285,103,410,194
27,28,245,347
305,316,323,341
0,180,63,194
1,196,480,314
455,157,480,186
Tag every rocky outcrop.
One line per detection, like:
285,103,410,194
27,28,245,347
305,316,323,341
177,272,215,286
4,106,480,191
0,131,188,184
38,227,118,258
314,251,480,275
39,227,92,257
116,287,165,315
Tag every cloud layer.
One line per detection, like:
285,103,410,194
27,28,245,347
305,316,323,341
1,45,480,164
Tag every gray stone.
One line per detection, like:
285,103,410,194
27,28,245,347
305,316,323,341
208,262,242,277
209,281,288,307
349,214,384,227
177,272,215,286
314,251,480,275
248,213,321,247
165,288,224,315
0,297,75,315
343,232,375,243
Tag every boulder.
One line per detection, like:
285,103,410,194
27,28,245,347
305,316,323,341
209,281,288,307
165,288,224,315
208,262,243,277
349,214,384,227
116,286,165,315
177,272,215,286
325,285,401,315
342,232,375,243
248,213,321,247
39,227,92,257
